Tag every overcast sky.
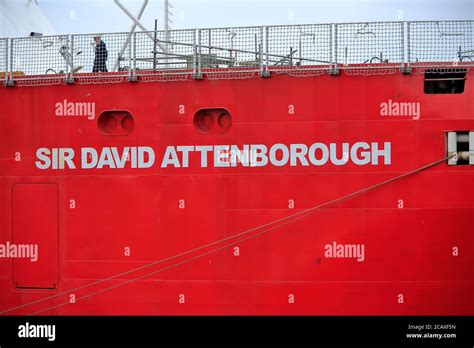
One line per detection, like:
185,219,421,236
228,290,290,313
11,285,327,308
38,0,473,34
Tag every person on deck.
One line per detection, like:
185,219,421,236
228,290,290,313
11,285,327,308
92,35,108,73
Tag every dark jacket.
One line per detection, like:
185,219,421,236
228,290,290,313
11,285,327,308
93,41,108,72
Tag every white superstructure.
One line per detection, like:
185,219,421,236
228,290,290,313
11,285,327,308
0,0,55,37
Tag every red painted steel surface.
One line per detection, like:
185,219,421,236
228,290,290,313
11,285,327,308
0,69,473,315
12,183,58,289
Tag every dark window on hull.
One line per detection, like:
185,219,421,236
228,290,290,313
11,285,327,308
456,132,470,165
424,69,467,94
447,131,472,166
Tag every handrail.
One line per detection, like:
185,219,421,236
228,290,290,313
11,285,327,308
1,20,472,86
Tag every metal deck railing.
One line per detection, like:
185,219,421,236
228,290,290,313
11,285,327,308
0,38,7,84
1,20,473,86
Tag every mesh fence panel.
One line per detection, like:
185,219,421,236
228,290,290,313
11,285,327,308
335,22,403,67
266,24,331,71
69,32,133,84
134,29,195,81
0,39,7,82
71,32,132,75
408,20,474,65
198,26,263,78
11,35,69,78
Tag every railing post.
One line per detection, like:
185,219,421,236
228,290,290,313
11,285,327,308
70,35,74,81
192,29,197,77
8,38,14,86
258,26,266,76
64,35,69,82
260,26,270,77
328,23,332,73
265,26,269,67
195,29,203,79
334,24,338,67
400,21,408,74
328,23,334,75
3,39,8,86
404,21,412,74
407,21,412,65
128,32,132,80
129,32,138,81
330,23,339,75
65,35,74,83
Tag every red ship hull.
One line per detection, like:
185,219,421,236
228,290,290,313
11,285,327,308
0,67,473,315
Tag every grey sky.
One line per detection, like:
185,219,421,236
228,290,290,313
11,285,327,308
39,0,473,34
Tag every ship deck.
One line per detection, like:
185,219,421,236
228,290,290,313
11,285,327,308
0,20,473,86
